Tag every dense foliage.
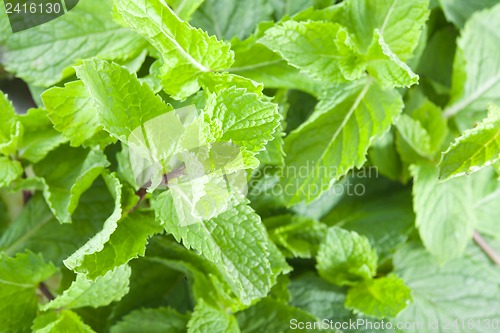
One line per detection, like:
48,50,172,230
1,0,500,332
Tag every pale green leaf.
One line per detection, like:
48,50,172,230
282,79,403,205
367,30,419,88
439,105,500,180
259,20,366,83
153,192,273,305
115,0,234,99
40,264,131,311
1,0,146,87
187,299,240,333
17,108,68,163
110,307,189,333
32,310,96,333
439,0,499,28
34,146,110,224
316,226,378,286
444,5,500,117
191,0,273,40
394,242,500,333
410,163,477,262
341,0,430,61
396,114,432,158
65,211,162,279
345,275,412,319
0,92,22,156
0,251,57,333
41,81,112,147
0,156,22,188
166,0,206,20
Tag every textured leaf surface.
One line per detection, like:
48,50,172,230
259,20,365,82
1,0,146,86
0,92,22,156
0,156,22,187
439,0,499,28
115,0,234,99
282,79,403,205
316,227,378,286
41,264,131,310
439,105,500,180
411,163,476,262
153,192,272,305
110,307,189,333
0,252,57,333
444,5,500,117
32,310,96,333
394,242,500,333
187,299,240,333
345,275,412,319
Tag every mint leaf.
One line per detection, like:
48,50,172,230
66,211,162,279
0,92,22,156
259,20,365,83
34,146,110,224
1,0,146,86
316,227,378,286
32,310,96,333
345,275,412,319
440,0,499,28
41,81,112,147
439,104,500,180
341,0,430,61
187,299,240,333
282,79,403,205
0,251,57,333
40,264,131,311
114,0,234,99
411,163,476,263
394,242,500,333
444,4,500,117
0,156,22,187
166,0,206,20
110,307,189,333
153,192,273,305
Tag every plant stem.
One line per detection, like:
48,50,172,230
38,282,55,301
473,230,500,266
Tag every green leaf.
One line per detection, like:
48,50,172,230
439,105,500,180
34,145,110,224
203,85,281,156
366,30,419,88
187,299,240,333
166,0,206,20
190,0,273,40
236,298,321,333
410,163,477,263
394,242,500,333
439,0,499,28
345,275,412,319
282,79,403,205
1,0,146,86
396,114,433,159
153,192,273,305
444,5,500,117
0,92,22,156
264,214,327,258
0,156,22,188
40,264,131,311
341,0,430,61
65,211,162,279
17,108,68,163
0,251,57,333
32,310,96,333
316,227,378,286
41,81,112,147
0,178,118,264
259,20,366,83
110,307,189,333
115,0,234,99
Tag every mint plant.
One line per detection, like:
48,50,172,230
1,0,500,332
